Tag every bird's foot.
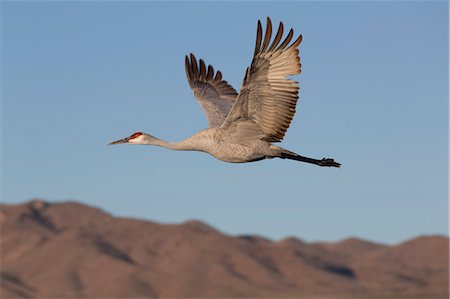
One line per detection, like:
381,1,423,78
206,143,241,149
318,158,341,168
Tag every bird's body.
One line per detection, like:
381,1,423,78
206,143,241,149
110,18,341,168
131,129,277,163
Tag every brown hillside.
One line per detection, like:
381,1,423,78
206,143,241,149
1,200,448,298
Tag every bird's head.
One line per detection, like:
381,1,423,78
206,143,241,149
109,132,148,145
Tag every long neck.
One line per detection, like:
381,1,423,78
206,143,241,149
141,135,193,151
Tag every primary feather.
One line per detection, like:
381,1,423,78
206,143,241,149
222,17,302,143
185,54,238,128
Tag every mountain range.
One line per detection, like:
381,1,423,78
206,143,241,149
1,200,448,298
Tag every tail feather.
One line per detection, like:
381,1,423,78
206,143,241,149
279,151,341,168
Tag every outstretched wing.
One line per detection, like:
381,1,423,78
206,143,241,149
185,54,238,128
221,17,302,143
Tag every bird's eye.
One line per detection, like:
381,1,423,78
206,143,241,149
130,132,143,139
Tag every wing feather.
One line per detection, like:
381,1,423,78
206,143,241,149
185,54,238,128
222,17,302,143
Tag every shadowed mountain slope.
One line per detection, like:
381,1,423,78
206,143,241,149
1,200,448,298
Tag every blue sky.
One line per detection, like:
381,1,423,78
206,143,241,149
1,1,448,244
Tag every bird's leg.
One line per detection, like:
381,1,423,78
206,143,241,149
316,157,341,167
279,150,341,168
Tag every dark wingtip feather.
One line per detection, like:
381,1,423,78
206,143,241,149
214,70,223,81
261,17,273,52
190,53,199,79
290,34,303,49
267,21,284,52
254,20,263,55
277,28,294,50
199,59,206,80
206,65,214,81
266,17,272,32
184,55,192,84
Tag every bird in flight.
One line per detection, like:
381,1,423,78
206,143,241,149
110,17,340,168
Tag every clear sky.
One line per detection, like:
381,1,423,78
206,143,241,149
1,1,448,244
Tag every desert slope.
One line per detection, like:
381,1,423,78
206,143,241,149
0,200,448,298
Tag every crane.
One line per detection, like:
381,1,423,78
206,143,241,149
109,17,341,168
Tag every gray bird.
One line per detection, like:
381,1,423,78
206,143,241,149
110,17,340,168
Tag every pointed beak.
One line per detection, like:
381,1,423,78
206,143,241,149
108,137,129,145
